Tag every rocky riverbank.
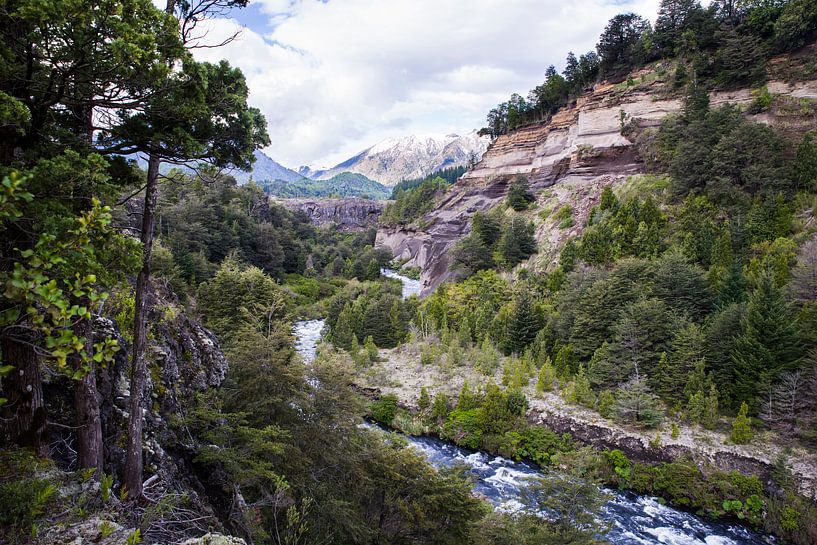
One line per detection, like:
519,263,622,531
355,343,817,502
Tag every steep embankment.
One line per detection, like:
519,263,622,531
376,52,817,296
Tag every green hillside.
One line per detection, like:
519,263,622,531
260,171,391,199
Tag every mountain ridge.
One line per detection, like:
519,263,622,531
301,131,490,186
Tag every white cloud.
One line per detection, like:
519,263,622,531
193,0,660,168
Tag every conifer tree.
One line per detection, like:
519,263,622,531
418,387,431,413
554,344,578,377
506,175,536,211
571,364,596,408
536,356,557,393
364,335,379,363
598,390,616,418
331,304,357,351
731,401,754,444
504,291,543,355
432,392,450,424
732,272,802,410
615,375,664,428
458,380,477,411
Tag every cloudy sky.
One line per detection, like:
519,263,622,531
193,0,660,169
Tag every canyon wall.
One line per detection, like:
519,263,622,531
277,197,385,231
376,66,817,296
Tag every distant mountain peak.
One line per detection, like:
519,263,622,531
305,131,489,186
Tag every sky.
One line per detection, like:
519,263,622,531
191,0,661,169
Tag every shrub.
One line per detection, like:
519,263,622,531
370,395,399,426
443,408,484,449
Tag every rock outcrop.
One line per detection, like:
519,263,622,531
277,197,385,231
376,59,817,296
43,281,232,542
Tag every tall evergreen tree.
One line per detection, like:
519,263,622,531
731,272,802,411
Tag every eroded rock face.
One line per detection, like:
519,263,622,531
376,74,817,296
277,197,385,231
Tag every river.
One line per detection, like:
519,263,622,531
291,269,773,545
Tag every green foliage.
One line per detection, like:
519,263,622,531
0,478,56,532
577,193,667,265
196,258,290,344
125,529,142,545
418,387,431,413
498,217,537,267
443,408,483,449
380,176,448,226
260,172,390,199
731,272,802,410
598,390,616,419
615,376,664,428
155,174,321,285
506,175,535,211
731,402,754,444
325,280,413,349
1,192,137,374
536,356,556,393
553,204,574,229
371,395,399,426
570,364,596,408
100,473,114,503
390,165,466,198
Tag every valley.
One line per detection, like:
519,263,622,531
2,1,817,545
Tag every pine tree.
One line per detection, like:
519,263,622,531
458,380,477,411
418,387,431,413
731,401,754,444
506,175,536,211
615,375,665,428
571,364,596,408
432,392,450,424
732,272,802,410
504,291,543,355
704,384,720,429
364,335,379,363
598,390,616,418
536,356,557,393
331,303,357,351
554,344,578,377
350,335,362,365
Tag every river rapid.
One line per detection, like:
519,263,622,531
292,269,773,545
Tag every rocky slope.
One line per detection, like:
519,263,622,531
376,57,817,296
356,344,817,502
276,197,385,231
304,131,490,186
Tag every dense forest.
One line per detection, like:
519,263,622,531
2,0,817,544
258,171,391,200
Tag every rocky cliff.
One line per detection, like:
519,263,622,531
376,53,817,296
42,281,234,543
277,197,385,231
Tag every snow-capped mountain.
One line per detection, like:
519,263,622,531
303,131,490,186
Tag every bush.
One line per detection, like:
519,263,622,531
370,395,399,426
443,408,484,449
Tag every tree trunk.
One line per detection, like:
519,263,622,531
124,152,160,498
0,336,48,457
73,318,104,475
